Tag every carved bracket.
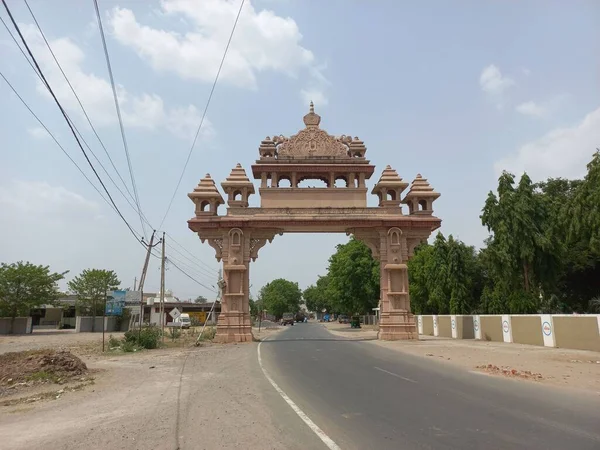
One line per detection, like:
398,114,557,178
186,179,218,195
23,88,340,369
347,228,381,259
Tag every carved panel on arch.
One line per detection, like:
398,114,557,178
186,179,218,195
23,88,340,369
347,228,381,259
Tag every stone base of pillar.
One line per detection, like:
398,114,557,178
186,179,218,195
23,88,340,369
214,312,253,343
378,311,418,340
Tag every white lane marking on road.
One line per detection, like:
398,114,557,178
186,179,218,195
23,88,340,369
469,370,492,377
374,366,418,383
257,340,341,450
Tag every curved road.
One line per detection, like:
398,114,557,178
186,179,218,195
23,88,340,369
259,322,600,450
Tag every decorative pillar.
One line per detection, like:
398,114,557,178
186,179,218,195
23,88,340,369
359,173,366,188
378,227,418,340
261,173,267,188
329,172,335,188
203,229,277,343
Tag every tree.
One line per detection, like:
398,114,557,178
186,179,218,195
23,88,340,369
194,295,208,303
0,261,66,333
303,275,332,314
258,278,302,320
327,238,379,315
68,269,120,331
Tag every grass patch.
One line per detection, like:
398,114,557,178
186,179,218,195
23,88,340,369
26,370,59,383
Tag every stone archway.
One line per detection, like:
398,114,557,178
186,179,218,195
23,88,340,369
188,103,441,343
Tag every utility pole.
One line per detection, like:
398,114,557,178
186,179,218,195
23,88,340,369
138,230,160,340
133,276,137,291
160,232,166,343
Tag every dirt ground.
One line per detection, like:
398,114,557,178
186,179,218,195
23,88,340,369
0,325,306,450
324,322,600,392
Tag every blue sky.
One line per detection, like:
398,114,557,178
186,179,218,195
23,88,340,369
1,0,599,300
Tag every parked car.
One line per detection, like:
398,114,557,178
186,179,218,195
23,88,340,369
281,313,295,326
338,314,349,324
174,313,191,329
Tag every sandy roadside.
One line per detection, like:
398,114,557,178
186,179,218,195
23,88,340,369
323,322,600,392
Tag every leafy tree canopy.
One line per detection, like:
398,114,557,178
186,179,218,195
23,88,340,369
258,278,302,319
0,262,66,332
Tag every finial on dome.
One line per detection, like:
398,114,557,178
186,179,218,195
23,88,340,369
303,101,321,127
416,173,422,178
236,163,242,168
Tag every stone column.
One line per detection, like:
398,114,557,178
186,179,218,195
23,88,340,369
205,229,277,343
213,228,253,343
378,227,418,340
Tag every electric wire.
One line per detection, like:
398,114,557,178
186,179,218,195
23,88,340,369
92,0,147,239
158,0,245,229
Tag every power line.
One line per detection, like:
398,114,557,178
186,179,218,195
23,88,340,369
1,13,149,225
3,0,220,289
167,258,218,294
0,71,117,217
158,0,245,229
92,0,146,239
2,0,142,244
165,231,218,273
22,0,138,209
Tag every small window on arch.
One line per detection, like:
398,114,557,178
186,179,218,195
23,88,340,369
200,200,210,212
278,178,292,188
233,191,242,201
387,191,396,201
390,229,401,245
334,177,347,188
231,231,241,246
418,199,428,211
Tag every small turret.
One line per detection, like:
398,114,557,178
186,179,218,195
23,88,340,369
188,174,224,216
221,163,255,207
401,174,440,215
371,165,409,209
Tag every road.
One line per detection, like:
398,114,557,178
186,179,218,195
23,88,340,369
259,322,600,450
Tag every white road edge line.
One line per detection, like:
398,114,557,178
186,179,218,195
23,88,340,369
374,366,418,383
257,340,341,450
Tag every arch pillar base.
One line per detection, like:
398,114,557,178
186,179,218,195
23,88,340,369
379,311,418,340
214,310,253,343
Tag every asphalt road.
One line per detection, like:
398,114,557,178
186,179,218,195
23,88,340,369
259,322,600,450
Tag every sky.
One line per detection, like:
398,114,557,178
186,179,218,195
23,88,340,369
1,0,599,300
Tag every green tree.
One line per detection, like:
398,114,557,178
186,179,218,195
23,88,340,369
194,295,208,303
0,261,66,333
481,171,562,313
258,278,302,320
68,269,120,331
303,275,332,314
327,238,379,315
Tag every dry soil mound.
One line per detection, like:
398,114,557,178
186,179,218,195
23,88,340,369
0,349,87,387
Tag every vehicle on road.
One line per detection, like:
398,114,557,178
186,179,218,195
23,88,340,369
174,313,191,329
338,314,349,324
281,313,295,326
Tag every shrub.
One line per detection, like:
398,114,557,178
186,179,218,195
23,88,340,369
121,340,137,352
108,334,120,349
198,327,216,341
123,326,161,349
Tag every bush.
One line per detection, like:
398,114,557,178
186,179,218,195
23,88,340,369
124,326,161,349
108,334,120,349
198,327,216,341
121,340,137,352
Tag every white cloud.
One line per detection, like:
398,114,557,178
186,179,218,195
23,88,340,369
20,23,210,140
522,68,531,76
479,64,514,94
27,126,49,139
300,88,328,107
515,94,568,119
495,107,600,180
516,101,547,117
107,0,327,103
0,180,99,217
479,64,514,108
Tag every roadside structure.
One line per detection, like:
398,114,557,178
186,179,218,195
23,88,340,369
188,103,441,343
